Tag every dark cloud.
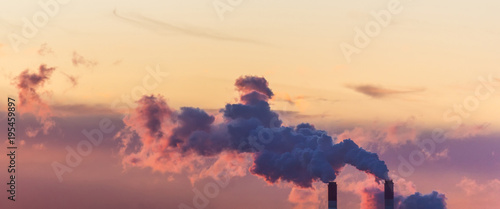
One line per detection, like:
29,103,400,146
170,107,215,148
347,84,424,98
223,100,281,128
235,76,274,98
399,191,447,209
361,187,446,209
240,91,270,105
16,65,55,93
72,51,98,68
132,95,173,139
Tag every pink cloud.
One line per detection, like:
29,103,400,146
32,143,46,150
288,186,321,209
457,177,500,196
445,123,491,139
15,65,56,137
337,118,418,151
115,95,248,184
423,148,449,161
187,152,252,185
456,177,500,209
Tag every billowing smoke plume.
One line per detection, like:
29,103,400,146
116,76,389,188
360,187,446,209
235,76,274,98
399,192,447,209
15,65,56,137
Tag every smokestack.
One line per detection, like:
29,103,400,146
385,180,394,209
328,182,337,209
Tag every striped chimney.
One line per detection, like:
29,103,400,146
328,182,337,209
385,180,394,209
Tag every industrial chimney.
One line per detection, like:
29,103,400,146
384,180,394,209
328,182,337,209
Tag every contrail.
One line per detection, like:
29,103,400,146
113,9,271,46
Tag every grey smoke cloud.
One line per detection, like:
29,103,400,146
117,76,390,188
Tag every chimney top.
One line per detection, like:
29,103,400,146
384,180,394,199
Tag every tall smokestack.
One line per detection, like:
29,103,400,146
328,182,337,209
385,180,394,209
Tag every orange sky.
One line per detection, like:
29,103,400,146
0,0,499,209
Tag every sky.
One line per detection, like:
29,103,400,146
0,0,499,209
